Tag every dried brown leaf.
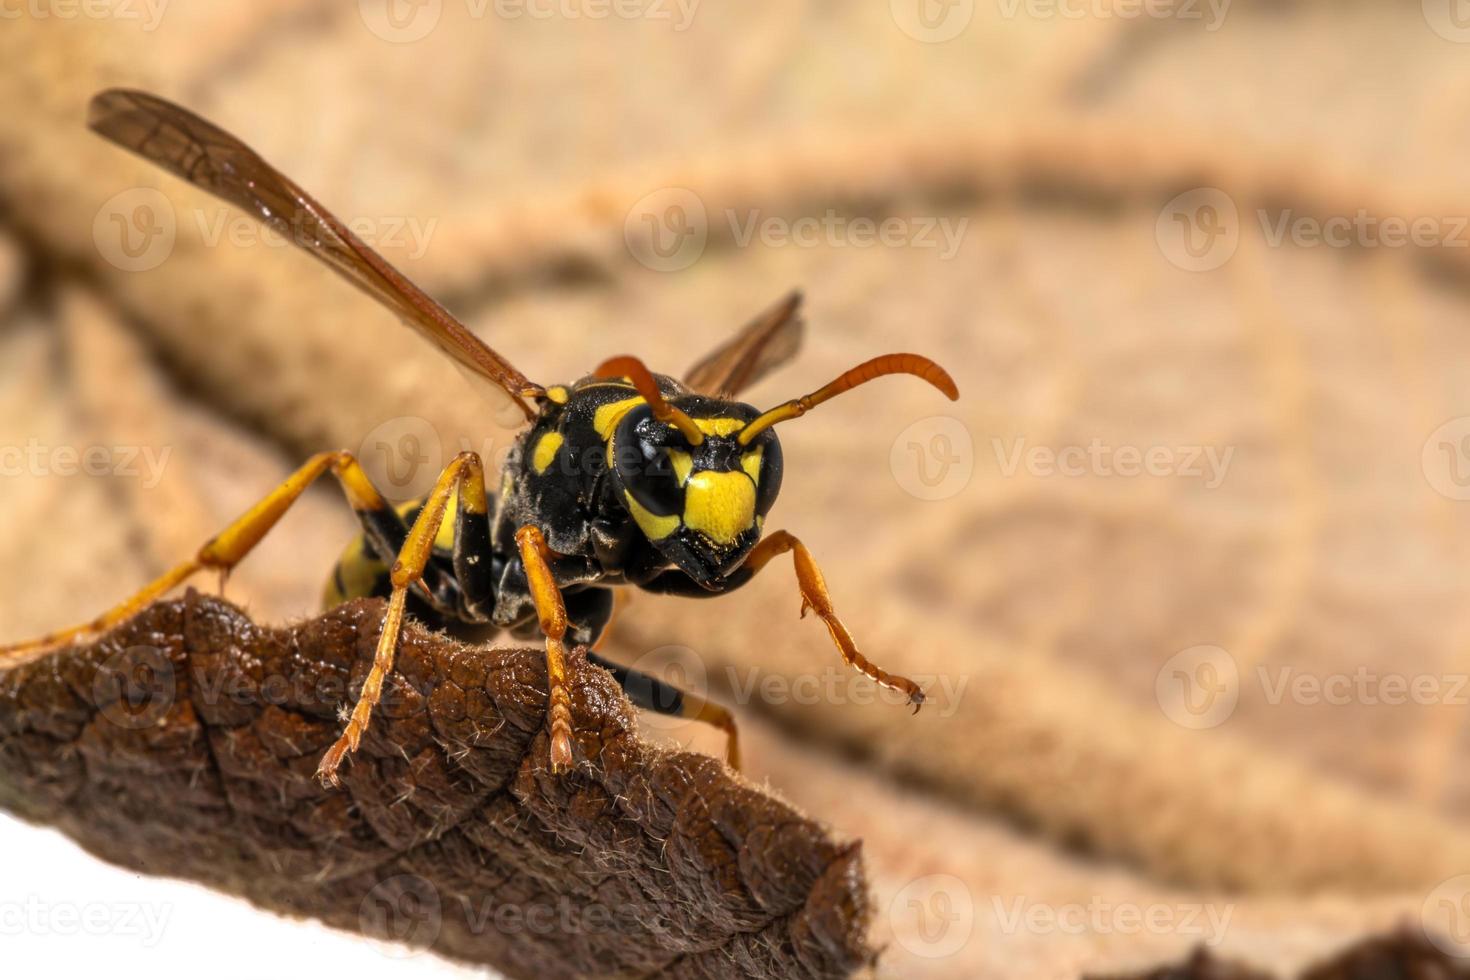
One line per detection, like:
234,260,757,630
0,593,874,980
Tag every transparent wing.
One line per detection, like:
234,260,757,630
88,88,540,420
683,290,804,398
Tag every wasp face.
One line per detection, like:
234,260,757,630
610,400,783,584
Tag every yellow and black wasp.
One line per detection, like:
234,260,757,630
0,89,959,783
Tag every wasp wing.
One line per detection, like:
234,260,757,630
683,290,805,398
87,88,539,421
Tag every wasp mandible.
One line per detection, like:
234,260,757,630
1,90,959,783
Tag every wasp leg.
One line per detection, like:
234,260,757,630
585,650,741,770
317,451,489,785
514,525,577,774
642,531,925,710
0,450,390,666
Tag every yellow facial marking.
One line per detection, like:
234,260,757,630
693,417,745,438
741,447,763,484
593,396,645,439
668,449,694,486
683,471,756,546
533,431,564,474
624,490,680,540
546,386,569,404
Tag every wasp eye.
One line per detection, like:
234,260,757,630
752,431,783,517
613,405,683,517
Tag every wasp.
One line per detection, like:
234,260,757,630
0,89,958,783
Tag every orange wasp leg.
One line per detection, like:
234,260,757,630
514,525,578,774
316,451,488,785
0,450,389,670
743,530,925,710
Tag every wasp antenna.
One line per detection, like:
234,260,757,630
594,355,705,445
737,353,959,446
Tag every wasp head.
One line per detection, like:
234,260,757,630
609,397,783,585
596,350,957,586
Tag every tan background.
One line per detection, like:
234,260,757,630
4,1,1470,976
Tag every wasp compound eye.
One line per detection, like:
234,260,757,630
613,404,684,520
